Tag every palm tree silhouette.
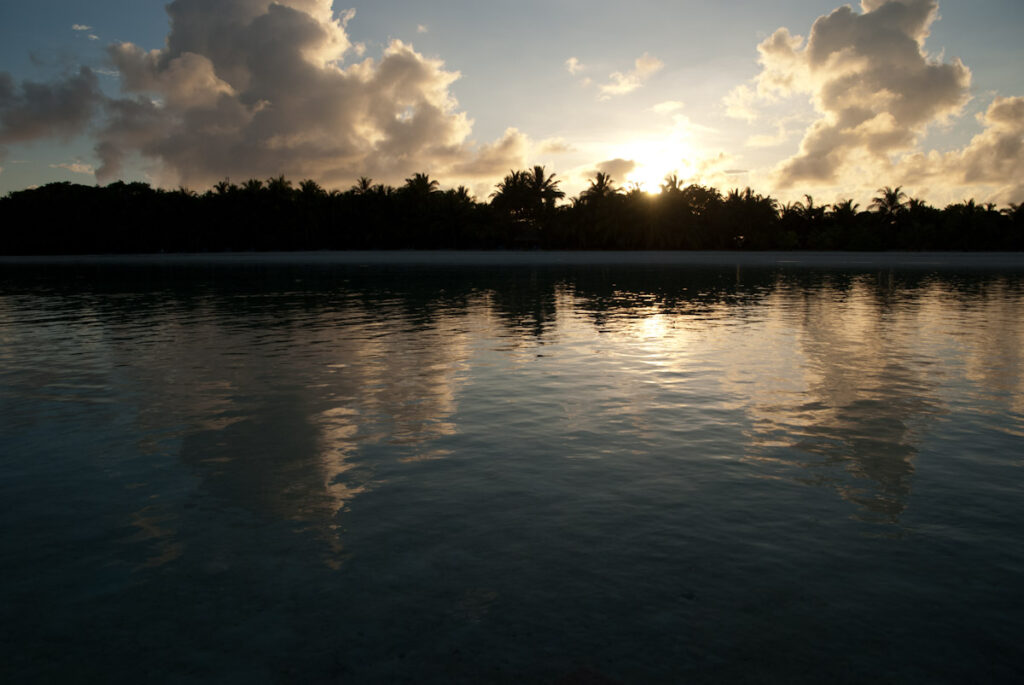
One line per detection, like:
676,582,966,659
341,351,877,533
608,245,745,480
403,173,440,196
907,197,929,212
799,194,824,222
781,201,802,220
829,199,859,218
445,186,474,207
870,186,907,221
351,177,374,195
661,174,683,194
580,172,619,203
491,170,529,219
492,170,525,198
492,168,560,224
681,184,723,215
265,175,293,196
525,165,565,209
299,179,325,197
724,187,777,248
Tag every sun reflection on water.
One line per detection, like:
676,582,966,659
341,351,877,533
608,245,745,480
2,259,1024,681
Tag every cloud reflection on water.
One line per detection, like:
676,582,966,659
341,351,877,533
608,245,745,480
740,276,939,522
2,260,1023,565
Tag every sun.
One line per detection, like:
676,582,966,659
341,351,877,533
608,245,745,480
616,137,698,193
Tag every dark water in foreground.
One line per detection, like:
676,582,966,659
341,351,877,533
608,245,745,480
1,252,1022,683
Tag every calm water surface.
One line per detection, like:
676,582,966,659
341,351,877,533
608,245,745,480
2,253,1022,683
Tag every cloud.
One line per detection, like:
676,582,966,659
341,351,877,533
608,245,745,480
565,57,585,76
728,0,973,187
957,97,1024,187
0,0,586,192
450,131,576,179
593,158,635,181
538,138,574,154
897,96,1024,203
50,161,95,174
89,35,100,41
746,122,792,148
88,0,534,188
652,100,684,115
0,67,104,151
72,24,92,32
417,25,428,34
723,84,759,122
598,53,663,99
449,127,530,177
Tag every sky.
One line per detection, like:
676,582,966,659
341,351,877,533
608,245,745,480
1,0,1022,205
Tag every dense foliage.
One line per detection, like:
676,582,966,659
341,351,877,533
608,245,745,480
2,171,1022,254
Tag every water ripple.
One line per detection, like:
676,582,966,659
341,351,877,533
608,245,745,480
2,258,1023,682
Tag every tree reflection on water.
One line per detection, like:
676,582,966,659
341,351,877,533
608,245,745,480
2,259,1021,548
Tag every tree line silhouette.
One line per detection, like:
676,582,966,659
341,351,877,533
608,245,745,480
1,169,1021,254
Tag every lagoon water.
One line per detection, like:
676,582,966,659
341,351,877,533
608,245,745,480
2,252,1023,683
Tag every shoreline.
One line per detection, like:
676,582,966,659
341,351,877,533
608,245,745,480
2,250,1024,269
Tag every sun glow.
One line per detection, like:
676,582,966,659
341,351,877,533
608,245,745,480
616,137,698,193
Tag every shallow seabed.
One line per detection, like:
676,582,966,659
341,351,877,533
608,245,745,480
2,253,1022,683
